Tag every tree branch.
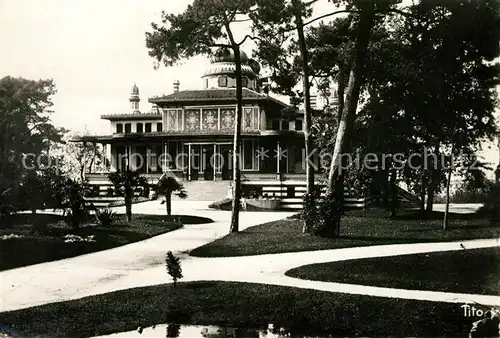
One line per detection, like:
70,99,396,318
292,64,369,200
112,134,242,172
381,8,417,19
223,12,237,46
232,18,252,23
304,0,320,6
303,9,356,27
237,34,266,46
208,43,233,48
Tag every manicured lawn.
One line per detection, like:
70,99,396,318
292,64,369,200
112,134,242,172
190,209,500,257
0,281,480,337
286,247,500,295
0,213,211,271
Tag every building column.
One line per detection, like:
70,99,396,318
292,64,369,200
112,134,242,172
213,143,217,181
126,145,131,170
108,144,116,172
163,141,168,173
91,142,97,174
188,143,192,181
276,141,280,174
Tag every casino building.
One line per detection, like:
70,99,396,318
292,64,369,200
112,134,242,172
73,49,328,208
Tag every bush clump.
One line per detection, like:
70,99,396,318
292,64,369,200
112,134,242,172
95,209,117,226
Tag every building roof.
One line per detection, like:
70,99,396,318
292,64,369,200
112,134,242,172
69,130,303,143
101,112,161,121
149,88,289,108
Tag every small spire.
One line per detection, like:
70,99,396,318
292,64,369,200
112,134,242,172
131,83,139,96
129,83,140,113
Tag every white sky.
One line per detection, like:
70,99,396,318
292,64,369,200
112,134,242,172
1,0,211,134
1,0,498,169
0,0,331,135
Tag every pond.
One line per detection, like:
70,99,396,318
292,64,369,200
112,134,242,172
92,324,332,338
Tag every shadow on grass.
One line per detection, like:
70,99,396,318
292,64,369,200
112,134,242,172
136,214,213,225
286,247,500,295
0,213,190,271
190,207,500,257
393,210,483,221
0,281,478,337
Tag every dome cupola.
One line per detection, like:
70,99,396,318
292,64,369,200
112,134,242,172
202,49,260,90
210,48,249,64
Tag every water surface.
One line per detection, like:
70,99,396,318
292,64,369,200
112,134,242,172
92,324,331,338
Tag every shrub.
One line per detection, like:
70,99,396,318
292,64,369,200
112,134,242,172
302,193,321,235
143,184,150,197
53,178,91,230
318,193,341,236
157,176,188,216
95,209,117,226
165,251,183,287
208,198,232,210
106,187,114,197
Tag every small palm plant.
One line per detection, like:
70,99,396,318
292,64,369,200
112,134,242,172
95,209,117,226
54,178,92,230
165,251,182,287
108,170,148,222
157,175,188,216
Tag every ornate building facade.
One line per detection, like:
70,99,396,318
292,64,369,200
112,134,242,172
73,50,321,206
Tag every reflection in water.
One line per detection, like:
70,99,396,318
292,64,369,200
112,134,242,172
166,324,181,338
92,324,328,338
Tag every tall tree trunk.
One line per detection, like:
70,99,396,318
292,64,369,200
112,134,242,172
229,44,243,233
80,165,85,184
166,192,172,216
333,66,349,216
419,171,427,213
89,142,97,176
293,2,315,234
326,4,374,193
382,170,390,208
125,176,132,222
324,2,374,234
426,144,440,216
426,169,434,215
443,146,454,230
390,168,398,217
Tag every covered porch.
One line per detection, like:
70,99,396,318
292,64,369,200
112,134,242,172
81,134,314,182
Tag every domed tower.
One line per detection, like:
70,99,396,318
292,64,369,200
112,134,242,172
202,48,260,90
129,83,140,113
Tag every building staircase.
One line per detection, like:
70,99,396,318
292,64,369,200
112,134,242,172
175,180,231,201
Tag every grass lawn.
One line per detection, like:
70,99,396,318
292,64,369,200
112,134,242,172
0,213,211,271
287,247,500,295
190,209,500,257
0,281,481,337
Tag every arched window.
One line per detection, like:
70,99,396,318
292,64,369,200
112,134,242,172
116,123,123,133
145,123,152,133
242,77,248,88
124,123,131,133
218,76,228,87
136,123,143,133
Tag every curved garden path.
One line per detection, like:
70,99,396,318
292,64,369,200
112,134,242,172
1,200,499,313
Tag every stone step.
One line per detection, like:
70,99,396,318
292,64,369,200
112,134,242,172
175,181,231,201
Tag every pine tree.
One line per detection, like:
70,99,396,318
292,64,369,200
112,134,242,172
165,251,183,287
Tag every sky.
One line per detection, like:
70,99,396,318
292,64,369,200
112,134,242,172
1,0,215,134
1,0,345,135
1,0,499,171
